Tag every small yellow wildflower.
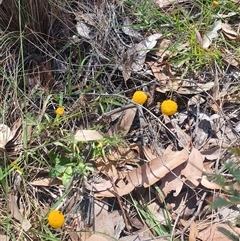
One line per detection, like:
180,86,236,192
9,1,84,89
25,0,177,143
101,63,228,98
161,100,178,116
132,91,147,105
213,0,219,6
55,106,64,116
47,210,65,229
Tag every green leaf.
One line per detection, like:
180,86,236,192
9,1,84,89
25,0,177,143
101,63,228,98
62,166,73,187
217,226,239,241
211,197,229,209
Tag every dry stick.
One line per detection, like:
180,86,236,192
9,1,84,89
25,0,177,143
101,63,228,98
170,192,189,241
96,103,136,121
109,177,132,232
137,105,149,146
180,192,207,241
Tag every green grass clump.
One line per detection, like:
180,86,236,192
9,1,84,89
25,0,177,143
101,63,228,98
124,0,239,72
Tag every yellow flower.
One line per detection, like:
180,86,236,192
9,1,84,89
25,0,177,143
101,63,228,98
55,107,64,116
213,0,219,6
47,210,65,229
132,91,147,105
161,100,178,116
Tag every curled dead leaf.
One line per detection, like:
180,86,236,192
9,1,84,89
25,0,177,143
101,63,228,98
92,146,189,197
222,22,240,41
9,194,32,231
128,146,189,188
200,176,221,189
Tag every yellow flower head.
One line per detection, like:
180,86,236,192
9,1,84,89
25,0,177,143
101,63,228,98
47,210,65,229
161,100,178,116
55,107,64,116
132,91,147,105
213,0,219,6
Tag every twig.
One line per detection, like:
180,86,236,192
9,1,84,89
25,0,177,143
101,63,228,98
180,192,207,241
170,192,189,241
109,177,132,232
96,103,136,122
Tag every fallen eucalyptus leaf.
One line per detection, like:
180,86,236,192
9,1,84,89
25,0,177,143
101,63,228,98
222,22,240,40
86,235,109,241
202,20,222,49
74,130,104,141
121,33,162,81
177,82,214,94
0,124,11,149
91,146,189,197
181,147,204,188
9,194,32,231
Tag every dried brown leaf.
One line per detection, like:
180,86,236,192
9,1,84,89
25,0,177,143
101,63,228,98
123,17,142,40
120,235,169,241
121,34,162,81
86,235,109,241
117,107,137,136
0,235,10,241
153,38,171,60
200,176,221,189
181,147,204,188
198,223,240,241
91,178,134,197
97,161,119,178
127,146,189,188
187,94,206,106
171,122,191,148
94,200,125,240
222,22,240,40
222,54,239,67
74,129,103,141
9,194,32,231
202,20,222,49
143,146,159,162
30,177,62,186
0,124,11,149
189,221,199,241
108,145,140,164
177,82,214,94
92,146,189,197
159,164,184,197
200,147,223,161
148,61,169,81
195,28,203,47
